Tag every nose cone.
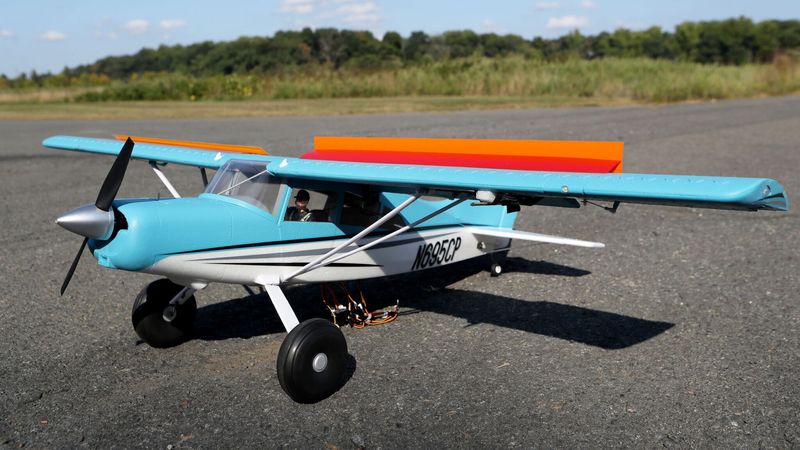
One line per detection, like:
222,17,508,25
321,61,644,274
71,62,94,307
56,204,115,240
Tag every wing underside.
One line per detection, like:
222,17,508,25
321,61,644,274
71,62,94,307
468,227,605,248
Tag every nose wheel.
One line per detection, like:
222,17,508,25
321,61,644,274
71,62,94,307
132,279,197,348
277,318,348,403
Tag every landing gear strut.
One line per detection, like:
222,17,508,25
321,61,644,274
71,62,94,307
131,280,349,402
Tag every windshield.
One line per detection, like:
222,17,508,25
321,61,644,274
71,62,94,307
205,160,283,214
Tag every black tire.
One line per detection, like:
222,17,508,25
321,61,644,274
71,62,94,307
490,262,503,277
277,318,347,403
132,279,197,348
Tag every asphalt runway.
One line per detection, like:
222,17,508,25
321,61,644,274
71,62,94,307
1,97,798,448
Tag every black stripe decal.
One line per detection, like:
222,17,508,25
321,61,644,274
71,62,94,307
211,262,382,267
191,233,450,262
170,224,480,256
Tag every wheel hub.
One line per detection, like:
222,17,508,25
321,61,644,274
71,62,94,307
312,353,328,372
162,305,177,322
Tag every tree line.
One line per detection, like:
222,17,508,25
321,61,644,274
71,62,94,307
2,16,798,89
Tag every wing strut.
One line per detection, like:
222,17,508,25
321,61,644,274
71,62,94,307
307,196,470,272
283,194,470,283
282,192,422,283
149,161,181,198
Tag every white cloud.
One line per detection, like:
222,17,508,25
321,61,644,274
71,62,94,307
580,0,596,8
95,31,118,40
481,19,507,34
342,13,380,26
535,2,560,10
614,20,646,31
280,0,319,14
40,30,67,41
337,1,381,28
279,0,383,33
124,19,150,34
0,29,14,38
546,15,589,29
160,19,187,30
337,1,377,14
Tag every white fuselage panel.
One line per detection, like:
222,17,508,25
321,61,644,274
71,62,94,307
146,227,511,286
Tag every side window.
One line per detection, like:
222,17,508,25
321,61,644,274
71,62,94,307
205,160,283,214
284,188,336,222
378,192,412,230
340,190,383,228
380,204,407,230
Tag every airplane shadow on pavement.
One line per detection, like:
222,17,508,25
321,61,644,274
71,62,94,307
193,256,674,350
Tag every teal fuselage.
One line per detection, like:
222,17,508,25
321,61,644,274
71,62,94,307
90,192,516,273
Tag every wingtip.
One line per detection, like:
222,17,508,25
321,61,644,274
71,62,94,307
758,180,789,211
42,135,62,147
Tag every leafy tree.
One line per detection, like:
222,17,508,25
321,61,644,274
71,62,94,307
404,31,431,61
442,30,480,58
480,33,526,57
10,17,800,87
675,22,701,61
382,32,403,52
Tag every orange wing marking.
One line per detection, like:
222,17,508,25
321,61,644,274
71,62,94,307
114,135,268,156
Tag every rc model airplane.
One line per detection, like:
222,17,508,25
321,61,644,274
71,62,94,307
45,134,789,403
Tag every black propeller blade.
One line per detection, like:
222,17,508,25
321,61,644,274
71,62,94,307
95,137,134,212
61,237,88,296
61,138,135,295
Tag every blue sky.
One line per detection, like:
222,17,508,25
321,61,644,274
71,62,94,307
0,0,798,77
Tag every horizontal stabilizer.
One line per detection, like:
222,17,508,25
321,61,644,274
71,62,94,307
468,227,605,248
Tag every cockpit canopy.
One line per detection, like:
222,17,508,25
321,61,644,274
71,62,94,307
205,160,283,214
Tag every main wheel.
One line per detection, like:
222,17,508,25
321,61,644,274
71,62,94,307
132,279,197,348
277,318,347,403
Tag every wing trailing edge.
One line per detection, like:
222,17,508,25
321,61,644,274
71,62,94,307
112,135,268,155
43,135,274,169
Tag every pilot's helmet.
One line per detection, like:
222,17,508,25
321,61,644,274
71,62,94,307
295,189,310,202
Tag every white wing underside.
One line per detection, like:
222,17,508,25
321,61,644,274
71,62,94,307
467,227,605,248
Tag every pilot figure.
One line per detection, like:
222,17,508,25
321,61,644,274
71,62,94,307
285,189,313,222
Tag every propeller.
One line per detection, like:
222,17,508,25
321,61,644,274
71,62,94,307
95,137,135,211
60,138,135,295
61,238,88,296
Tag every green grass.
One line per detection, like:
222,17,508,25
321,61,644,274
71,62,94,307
1,57,798,119
0,96,637,120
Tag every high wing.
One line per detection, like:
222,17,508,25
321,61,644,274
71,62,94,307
44,135,788,211
269,158,788,212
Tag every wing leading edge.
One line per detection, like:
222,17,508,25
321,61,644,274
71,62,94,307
269,158,788,212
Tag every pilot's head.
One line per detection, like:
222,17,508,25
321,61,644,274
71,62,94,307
295,189,310,210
